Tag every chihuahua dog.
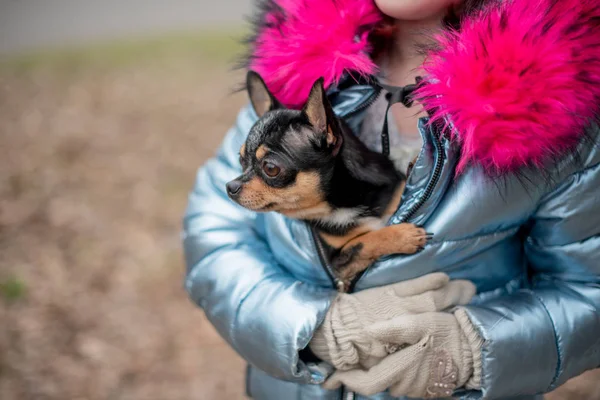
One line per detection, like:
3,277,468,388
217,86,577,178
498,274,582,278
226,71,430,289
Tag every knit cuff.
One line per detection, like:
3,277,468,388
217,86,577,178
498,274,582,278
455,307,484,390
309,319,334,364
309,294,369,370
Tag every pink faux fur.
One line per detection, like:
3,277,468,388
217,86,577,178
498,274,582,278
417,0,600,173
249,0,382,109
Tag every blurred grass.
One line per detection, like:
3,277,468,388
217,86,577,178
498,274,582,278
0,28,246,75
0,277,26,302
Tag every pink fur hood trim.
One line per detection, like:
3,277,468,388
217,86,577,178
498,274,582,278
248,0,600,173
417,0,600,173
248,0,382,109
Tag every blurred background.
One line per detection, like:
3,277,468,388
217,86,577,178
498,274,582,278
0,1,598,399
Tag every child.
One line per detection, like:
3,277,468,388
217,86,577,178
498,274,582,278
184,0,600,398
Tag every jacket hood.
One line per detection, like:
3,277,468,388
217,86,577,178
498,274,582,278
246,0,600,174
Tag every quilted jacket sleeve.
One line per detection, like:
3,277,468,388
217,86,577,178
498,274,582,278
462,137,600,399
183,106,335,382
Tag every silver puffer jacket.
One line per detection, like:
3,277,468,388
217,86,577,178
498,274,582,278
183,0,600,398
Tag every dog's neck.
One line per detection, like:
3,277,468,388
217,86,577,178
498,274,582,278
307,124,403,236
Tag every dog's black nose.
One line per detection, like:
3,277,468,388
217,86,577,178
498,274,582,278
226,180,243,197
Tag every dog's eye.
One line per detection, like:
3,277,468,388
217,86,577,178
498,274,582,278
262,161,281,177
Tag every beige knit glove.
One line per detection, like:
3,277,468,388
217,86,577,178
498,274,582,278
309,273,476,371
322,308,484,398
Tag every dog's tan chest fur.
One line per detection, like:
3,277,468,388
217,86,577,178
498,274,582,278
318,180,405,250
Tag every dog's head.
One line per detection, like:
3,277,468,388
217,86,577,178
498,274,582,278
226,71,343,219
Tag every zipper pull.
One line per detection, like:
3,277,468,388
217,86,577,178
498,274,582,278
336,280,348,293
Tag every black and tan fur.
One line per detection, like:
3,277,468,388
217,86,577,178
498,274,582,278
226,71,430,288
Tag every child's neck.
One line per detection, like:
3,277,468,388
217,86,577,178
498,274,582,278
384,16,445,86
381,17,444,138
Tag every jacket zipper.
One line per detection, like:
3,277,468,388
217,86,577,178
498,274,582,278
395,124,445,224
311,227,345,291
309,83,383,291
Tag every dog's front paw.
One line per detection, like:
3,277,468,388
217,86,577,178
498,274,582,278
390,223,432,254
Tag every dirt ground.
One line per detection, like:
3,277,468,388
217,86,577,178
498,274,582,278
0,33,598,400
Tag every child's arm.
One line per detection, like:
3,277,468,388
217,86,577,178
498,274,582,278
183,106,336,382
461,131,600,399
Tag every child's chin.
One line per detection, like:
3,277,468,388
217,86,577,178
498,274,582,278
374,0,453,20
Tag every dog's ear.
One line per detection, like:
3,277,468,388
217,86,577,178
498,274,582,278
303,78,342,155
247,70,281,117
